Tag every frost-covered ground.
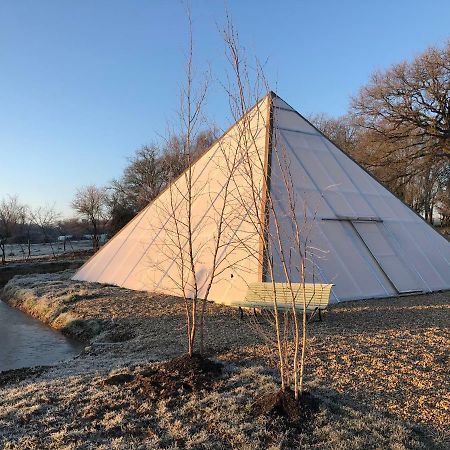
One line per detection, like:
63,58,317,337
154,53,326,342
4,240,94,262
0,272,449,449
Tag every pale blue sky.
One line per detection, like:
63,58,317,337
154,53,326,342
1,0,449,216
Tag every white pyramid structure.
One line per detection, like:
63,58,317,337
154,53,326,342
74,92,450,304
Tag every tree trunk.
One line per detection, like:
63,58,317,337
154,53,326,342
199,299,206,355
92,221,99,251
1,242,5,265
298,260,307,399
187,319,196,357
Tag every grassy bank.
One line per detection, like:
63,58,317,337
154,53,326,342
0,272,449,449
2,271,104,341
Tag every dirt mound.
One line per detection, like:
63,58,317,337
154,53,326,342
161,353,222,378
134,354,222,399
254,389,319,428
99,354,222,400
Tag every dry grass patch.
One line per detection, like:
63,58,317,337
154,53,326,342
1,271,449,448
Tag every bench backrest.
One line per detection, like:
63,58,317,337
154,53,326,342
244,282,333,311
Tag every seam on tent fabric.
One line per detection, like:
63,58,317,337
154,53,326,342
267,182,330,286
273,105,295,112
259,92,274,282
398,220,448,285
327,219,389,297
278,131,337,216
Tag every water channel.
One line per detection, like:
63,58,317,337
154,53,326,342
0,300,83,372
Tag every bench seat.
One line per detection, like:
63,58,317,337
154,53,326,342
244,282,333,312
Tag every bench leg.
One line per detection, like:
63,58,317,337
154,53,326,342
239,306,244,320
308,307,322,323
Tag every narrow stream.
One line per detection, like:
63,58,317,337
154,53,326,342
0,300,84,372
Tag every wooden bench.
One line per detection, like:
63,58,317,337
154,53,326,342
242,282,333,321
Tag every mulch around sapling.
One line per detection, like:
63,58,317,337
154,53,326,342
253,388,320,430
103,353,223,400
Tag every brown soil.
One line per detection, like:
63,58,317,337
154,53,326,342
254,388,319,429
102,354,223,400
137,354,222,398
161,353,222,379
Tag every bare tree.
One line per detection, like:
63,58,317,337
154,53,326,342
29,205,61,258
111,145,166,213
350,41,450,215
435,163,450,226
160,129,218,183
150,10,213,357
71,185,108,251
0,195,27,264
106,190,136,236
437,190,450,226
352,41,450,163
145,8,263,359
222,20,322,402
